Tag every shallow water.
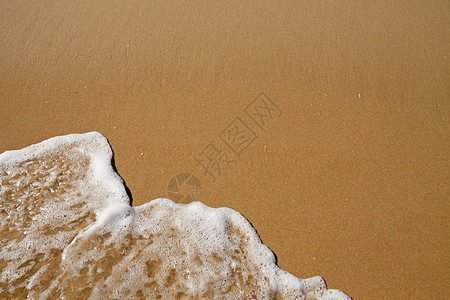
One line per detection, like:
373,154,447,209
0,132,349,299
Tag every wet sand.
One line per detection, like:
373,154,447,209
0,0,449,298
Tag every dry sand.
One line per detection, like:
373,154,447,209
0,0,449,298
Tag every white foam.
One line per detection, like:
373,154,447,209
0,132,351,299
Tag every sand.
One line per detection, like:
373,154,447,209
0,0,449,298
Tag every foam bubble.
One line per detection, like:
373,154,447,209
0,132,350,299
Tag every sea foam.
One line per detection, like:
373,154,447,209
0,132,350,299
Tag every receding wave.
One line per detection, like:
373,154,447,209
0,132,350,299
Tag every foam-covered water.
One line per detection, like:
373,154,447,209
0,132,350,299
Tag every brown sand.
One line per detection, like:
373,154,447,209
0,0,449,298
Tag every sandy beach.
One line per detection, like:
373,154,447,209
0,0,449,298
